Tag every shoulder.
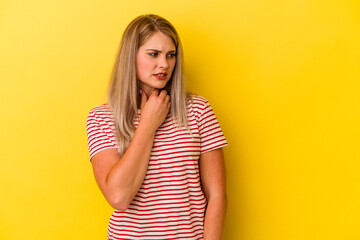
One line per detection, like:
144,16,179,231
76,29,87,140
86,104,114,129
87,104,113,120
86,104,117,159
88,104,112,115
187,94,210,110
187,94,215,122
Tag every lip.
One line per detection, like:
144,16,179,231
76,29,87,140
153,72,167,80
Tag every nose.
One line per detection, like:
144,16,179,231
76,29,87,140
158,55,169,69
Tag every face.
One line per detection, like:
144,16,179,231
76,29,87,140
136,31,176,95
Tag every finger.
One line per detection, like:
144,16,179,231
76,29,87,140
159,89,168,99
150,89,159,97
140,90,147,109
167,101,171,111
164,94,170,103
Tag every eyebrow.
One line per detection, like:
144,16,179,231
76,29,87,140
145,49,176,53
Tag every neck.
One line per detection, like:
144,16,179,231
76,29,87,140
140,86,155,98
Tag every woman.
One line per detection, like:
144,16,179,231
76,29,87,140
86,14,228,240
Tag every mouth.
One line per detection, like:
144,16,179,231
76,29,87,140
153,72,168,80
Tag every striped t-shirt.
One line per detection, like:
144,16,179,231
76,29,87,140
86,95,228,240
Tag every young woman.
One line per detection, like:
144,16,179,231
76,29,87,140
86,14,228,240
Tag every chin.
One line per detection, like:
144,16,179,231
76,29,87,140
152,81,169,89
140,79,170,92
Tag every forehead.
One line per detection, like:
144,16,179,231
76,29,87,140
140,31,176,50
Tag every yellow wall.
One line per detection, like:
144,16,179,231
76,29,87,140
1,0,359,239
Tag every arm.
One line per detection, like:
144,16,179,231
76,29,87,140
200,148,227,240
91,89,170,210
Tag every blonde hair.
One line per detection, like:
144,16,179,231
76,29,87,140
107,14,189,156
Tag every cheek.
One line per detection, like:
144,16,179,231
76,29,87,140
170,59,176,71
136,55,151,77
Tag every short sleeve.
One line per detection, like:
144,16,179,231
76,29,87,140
86,106,117,160
197,100,228,153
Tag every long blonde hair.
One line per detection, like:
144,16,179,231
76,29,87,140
107,14,188,156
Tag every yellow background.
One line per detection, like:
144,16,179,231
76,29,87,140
1,0,359,239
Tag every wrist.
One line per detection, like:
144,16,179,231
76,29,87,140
137,120,157,136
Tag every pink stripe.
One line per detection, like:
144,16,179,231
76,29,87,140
134,192,204,200
108,227,203,239
137,188,203,195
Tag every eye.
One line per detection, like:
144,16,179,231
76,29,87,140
167,53,176,58
148,52,158,57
